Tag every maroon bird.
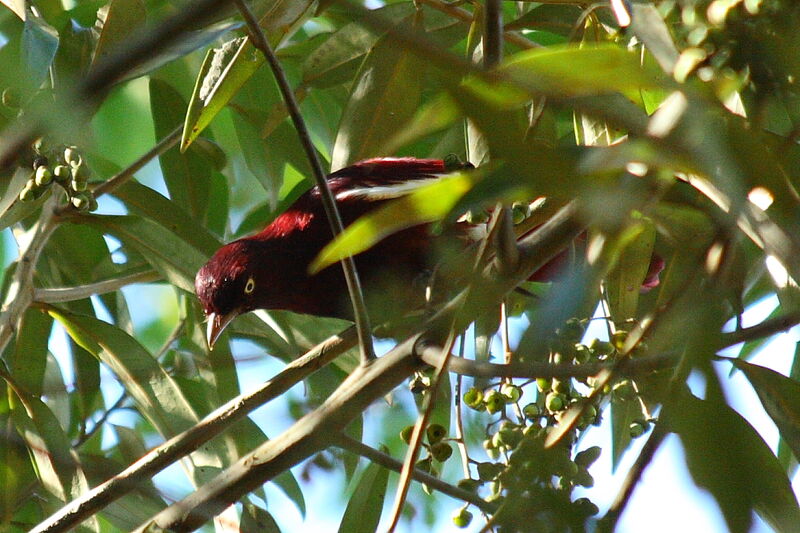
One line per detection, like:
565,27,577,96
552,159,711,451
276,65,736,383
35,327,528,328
195,157,663,347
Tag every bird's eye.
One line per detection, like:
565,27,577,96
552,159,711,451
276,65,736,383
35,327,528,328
244,277,255,294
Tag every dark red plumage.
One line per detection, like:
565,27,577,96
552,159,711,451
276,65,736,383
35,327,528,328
195,157,664,347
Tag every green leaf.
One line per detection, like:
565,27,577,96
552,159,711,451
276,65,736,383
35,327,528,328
181,0,315,149
91,0,146,66
21,7,59,89
0,405,36,525
85,214,205,293
380,92,462,155
331,12,425,169
609,395,640,470
338,455,390,533
729,359,800,466
498,44,666,100
629,3,679,73
242,503,282,533
310,171,474,273
9,393,97,532
48,307,200,438
0,0,25,20
605,218,657,322
11,308,51,397
150,78,212,221
669,391,800,533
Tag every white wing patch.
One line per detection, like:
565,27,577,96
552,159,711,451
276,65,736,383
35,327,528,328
334,175,446,202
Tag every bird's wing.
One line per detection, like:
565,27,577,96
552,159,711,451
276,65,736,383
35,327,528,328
325,158,464,202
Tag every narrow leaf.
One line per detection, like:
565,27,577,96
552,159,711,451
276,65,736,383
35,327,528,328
338,455,390,533
331,13,425,170
730,359,800,465
92,0,146,66
22,8,59,89
311,172,473,273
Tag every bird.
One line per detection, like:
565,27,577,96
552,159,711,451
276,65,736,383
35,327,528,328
195,157,664,348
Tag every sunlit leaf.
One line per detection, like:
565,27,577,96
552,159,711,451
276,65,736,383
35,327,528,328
21,8,59,89
92,0,146,66
630,4,679,73
11,308,51,397
9,393,97,532
181,0,314,149
311,172,474,273
0,0,25,20
605,218,657,322
331,12,425,169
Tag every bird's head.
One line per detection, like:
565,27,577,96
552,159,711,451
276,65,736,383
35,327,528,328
195,239,266,348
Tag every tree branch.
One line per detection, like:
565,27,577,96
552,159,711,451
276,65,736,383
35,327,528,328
335,433,496,513
233,0,376,363
31,327,357,533
33,270,160,303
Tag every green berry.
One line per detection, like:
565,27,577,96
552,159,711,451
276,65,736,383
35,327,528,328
629,419,649,438
589,338,615,356
511,202,529,224
35,166,52,186
574,497,599,517
546,391,566,412
559,318,586,341
497,423,523,449
2,87,19,108
575,446,602,468
500,383,522,403
19,185,36,202
457,478,480,492
477,462,501,481
536,377,551,392
71,179,87,192
452,508,473,528
400,425,414,444
430,442,453,462
553,378,571,394
611,330,628,351
88,196,99,212
63,146,82,167
426,424,447,444
574,468,594,487
613,380,636,401
71,162,89,181
523,403,541,420
53,165,71,183
415,457,432,474
484,390,505,414
464,209,489,225
574,344,591,363
71,193,90,211
463,387,483,409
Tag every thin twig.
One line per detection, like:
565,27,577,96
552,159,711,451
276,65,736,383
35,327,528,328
30,327,357,533
233,0,375,363
335,434,495,513
73,392,129,448
92,126,182,199
34,270,160,303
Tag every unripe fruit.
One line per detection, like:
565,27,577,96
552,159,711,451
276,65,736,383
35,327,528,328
35,166,52,186
71,162,89,181
500,383,522,403
522,403,541,420
71,179,87,192
53,165,71,183
589,338,615,356
575,446,601,468
63,146,82,167
477,462,501,481
1,87,19,108
497,424,522,449
457,478,480,492
71,193,90,211
19,185,35,202
574,497,599,516
611,330,628,351
511,202,529,224
464,387,483,409
464,209,489,224
536,377,551,392
400,425,414,444
415,457,432,473
553,378,571,394
426,424,447,444
430,442,453,462
452,508,473,528
88,196,99,212
559,318,585,341
574,468,594,487
629,419,648,438
546,391,566,412
613,380,636,401
574,344,591,363
484,390,505,414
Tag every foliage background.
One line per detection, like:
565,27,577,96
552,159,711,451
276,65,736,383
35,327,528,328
1,0,800,532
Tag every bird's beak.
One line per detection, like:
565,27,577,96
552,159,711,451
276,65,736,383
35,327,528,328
206,312,236,349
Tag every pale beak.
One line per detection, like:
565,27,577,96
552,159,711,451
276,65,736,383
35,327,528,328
206,312,236,349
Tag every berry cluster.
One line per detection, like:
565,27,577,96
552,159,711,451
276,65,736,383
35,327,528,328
405,317,653,530
19,140,98,212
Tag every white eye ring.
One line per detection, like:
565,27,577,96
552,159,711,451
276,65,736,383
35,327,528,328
244,277,255,294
